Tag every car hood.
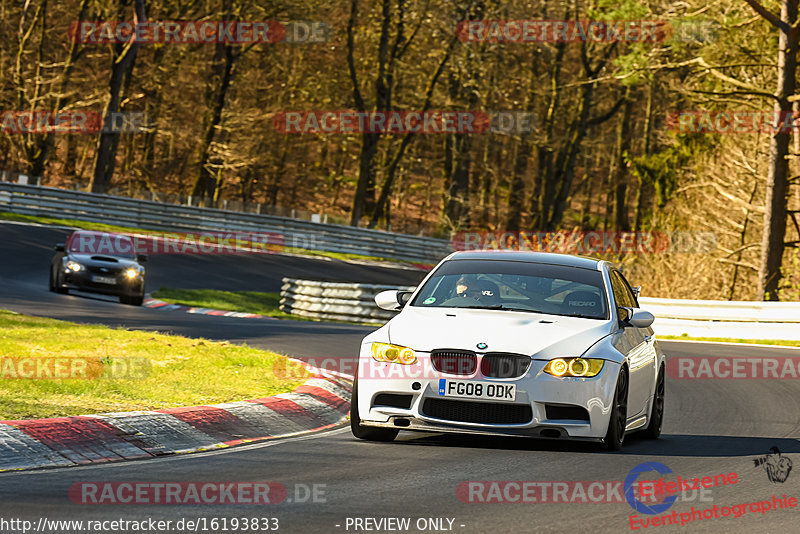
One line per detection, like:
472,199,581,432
67,253,139,269
387,306,613,359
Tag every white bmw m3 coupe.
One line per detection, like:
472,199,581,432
350,251,665,450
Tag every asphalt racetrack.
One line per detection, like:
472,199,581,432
1,221,799,534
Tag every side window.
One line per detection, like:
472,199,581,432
616,271,640,308
610,271,636,308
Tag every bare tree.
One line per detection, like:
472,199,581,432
89,0,147,194
743,0,799,300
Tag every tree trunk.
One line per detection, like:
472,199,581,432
89,0,146,194
531,42,566,230
612,88,633,231
191,38,237,203
756,0,799,300
634,78,656,230
475,140,492,227
351,132,380,225
547,82,594,230
505,138,529,232
443,133,473,229
347,0,382,225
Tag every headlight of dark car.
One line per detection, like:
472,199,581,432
124,267,144,279
65,260,83,272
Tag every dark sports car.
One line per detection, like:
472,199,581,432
50,230,147,305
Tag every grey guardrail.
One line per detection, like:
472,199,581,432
280,278,416,324
0,182,452,263
280,280,800,340
637,297,800,323
638,297,800,341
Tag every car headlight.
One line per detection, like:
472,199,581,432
124,268,139,279
65,260,83,272
371,342,417,365
544,358,604,378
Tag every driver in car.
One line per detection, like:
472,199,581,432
456,275,481,299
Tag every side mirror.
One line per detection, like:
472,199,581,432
137,254,148,263
375,290,412,311
54,243,65,252
630,309,655,328
619,306,654,328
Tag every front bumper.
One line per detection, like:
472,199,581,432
356,355,621,440
61,270,144,296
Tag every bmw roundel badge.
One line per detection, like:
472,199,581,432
476,342,488,350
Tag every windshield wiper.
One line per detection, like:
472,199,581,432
461,305,544,314
558,312,603,320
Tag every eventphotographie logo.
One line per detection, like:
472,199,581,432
754,448,792,483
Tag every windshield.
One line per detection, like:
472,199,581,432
68,232,137,259
410,259,608,319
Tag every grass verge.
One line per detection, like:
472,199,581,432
0,211,433,267
152,287,298,320
659,334,800,347
151,287,378,326
0,308,310,420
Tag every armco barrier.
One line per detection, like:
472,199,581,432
279,280,800,340
280,278,415,324
0,182,452,263
637,297,800,323
638,297,800,341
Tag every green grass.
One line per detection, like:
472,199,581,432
152,287,298,320
0,211,140,234
151,287,378,325
659,334,800,347
0,309,311,420
0,211,433,267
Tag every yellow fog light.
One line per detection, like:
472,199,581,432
545,358,604,378
569,358,589,377
549,358,568,376
398,348,416,364
371,342,417,365
125,268,138,279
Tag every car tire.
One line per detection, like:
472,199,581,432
350,378,399,442
54,270,68,294
603,367,628,451
122,294,144,306
642,365,665,440
48,269,55,292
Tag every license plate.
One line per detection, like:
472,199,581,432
92,275,116,284
438,379,516,401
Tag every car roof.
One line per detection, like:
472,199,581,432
70,230,130,239
68,230,134,247
445,250,607,271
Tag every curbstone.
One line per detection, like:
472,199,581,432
0,370,352,473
